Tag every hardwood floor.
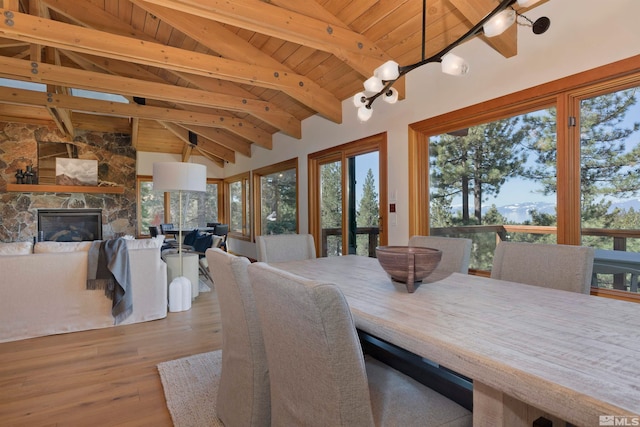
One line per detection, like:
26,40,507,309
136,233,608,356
0,289,221,426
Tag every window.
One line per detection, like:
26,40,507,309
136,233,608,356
579,85,640,292
137,176,222,237
309,134,387,258
253,158,298,236
428,108,558,271
225,172,250,239
137,176,166,236
409,56,640,300
169,180,221,229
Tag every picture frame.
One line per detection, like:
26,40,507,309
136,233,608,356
55,158,98,186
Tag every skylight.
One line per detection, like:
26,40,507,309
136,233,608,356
0,78,129,103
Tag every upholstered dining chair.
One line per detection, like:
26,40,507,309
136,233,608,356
491,241,595,294
247,262,472,427
255,233,316,262
205,248,270,427
408,235,473,274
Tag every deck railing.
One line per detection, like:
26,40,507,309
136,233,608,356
320,224,640,294
321,227,380,257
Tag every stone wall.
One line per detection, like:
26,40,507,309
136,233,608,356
0,121,136,243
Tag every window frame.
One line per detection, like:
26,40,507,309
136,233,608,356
224,172,251,241
252,158,299,238
408,55,640,302
137,175,223,237
308,133,388,257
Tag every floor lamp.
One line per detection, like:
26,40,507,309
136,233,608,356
153,162,207,278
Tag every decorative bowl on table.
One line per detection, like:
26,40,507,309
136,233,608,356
375,246,442,293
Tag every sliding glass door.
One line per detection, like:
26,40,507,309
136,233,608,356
309,133,387,257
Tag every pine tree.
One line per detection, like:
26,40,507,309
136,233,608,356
321,161,342,255
522,88,640,228
430,119,527,224
356,169,379,256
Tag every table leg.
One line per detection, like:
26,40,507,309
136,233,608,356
473,381,565,427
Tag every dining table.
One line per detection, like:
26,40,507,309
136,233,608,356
272,255,640,427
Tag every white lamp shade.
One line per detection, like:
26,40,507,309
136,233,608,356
374,60,400,81
363,76,384,93
441,53,469,76
153,162,207,192
357,105,373,122
483,9,516,37
353,92,367,107
382,87,399,104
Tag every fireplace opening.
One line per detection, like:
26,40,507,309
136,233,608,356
38,209,103,242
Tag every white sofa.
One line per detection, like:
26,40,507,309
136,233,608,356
0,239,168,343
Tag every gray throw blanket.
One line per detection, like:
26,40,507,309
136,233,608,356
87,238,133,325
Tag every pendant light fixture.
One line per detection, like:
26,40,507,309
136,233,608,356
353,0,549,122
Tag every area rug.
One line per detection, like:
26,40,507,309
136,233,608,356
157,350,224,427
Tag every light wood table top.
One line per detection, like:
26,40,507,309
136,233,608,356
272,255,640,427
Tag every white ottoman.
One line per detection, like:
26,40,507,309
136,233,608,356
165,253,199,300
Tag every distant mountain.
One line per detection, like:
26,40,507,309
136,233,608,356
494,202,556,223
56,174,94,186
451,199,640,223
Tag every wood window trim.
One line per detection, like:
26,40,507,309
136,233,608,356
409,54,640,239
408,54,640,303
136,175,223,237
308,133,388,256
224,172,251,241
252,158,299,240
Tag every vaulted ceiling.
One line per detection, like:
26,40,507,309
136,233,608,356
0,0,547,167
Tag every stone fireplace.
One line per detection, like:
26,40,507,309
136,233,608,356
38,209,103,241
0,122,137,243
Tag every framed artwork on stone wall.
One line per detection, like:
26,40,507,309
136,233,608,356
55,158,98,186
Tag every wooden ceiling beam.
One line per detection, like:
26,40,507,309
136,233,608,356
0,85,273,149
0,0,20,11
266,0,404,98
130,0,390,111
0,8,341,125
43,46,75,138
447,0,517,58
181,124,252,158
136,0,390,75
181,143,193,163
161,121,235,164
162,122,225,167
0,55,300,138
59,50,273,145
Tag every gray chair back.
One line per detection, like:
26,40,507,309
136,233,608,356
248,262,374,426
255,234,316,262
491,242,595,293
247,262,472,427
409,235,472,274
205,248,270,427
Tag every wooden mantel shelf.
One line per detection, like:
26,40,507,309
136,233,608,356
6,184,125,194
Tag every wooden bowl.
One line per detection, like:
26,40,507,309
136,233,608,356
375,246,442,293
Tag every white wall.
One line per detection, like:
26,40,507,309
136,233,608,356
139,0,640,258
136,151,224,178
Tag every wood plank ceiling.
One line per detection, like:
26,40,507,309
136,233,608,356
0,0,546,167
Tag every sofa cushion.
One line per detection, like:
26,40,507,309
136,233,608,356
183,229,200,247
0,241,33,255
34,241,92,253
